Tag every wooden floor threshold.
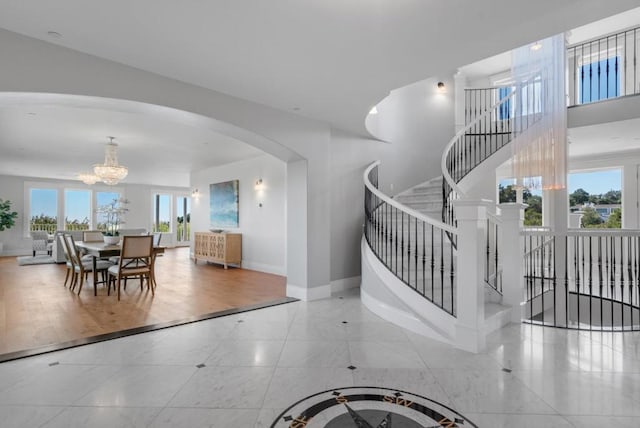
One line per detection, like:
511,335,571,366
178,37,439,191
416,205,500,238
0,297,297,364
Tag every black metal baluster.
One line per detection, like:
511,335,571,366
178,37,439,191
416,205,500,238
486,219,490,285
450,235,455,315
401,211,404,282
576,235,580,328
414,217,418,291
631,236,635,329
553,237,557,327
431,225,435,301
599,236,603,330
495,222,500,292
540,234,545,324
422,221,426,296
589,236,593,331
395,206,398,276
440,228,445,309
611,236,615,329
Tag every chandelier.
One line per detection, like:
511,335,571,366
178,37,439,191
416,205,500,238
92,136,128,185
77,172,100,185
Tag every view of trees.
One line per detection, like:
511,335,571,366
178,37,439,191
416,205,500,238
31,214,91,232
30,213,57,232
498,185,542,226
499,185,622,229
569,188,621,229
569,188,621,207
570,187,621,229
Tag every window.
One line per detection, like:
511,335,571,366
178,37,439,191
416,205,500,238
497,178,542,226
64,189,91,231
579,57,620,103
30,188,58,233
496,77,541,120
569,168,622,228
498,87,511,120
153,193,171,232
96,191,121,232
176,196,191,242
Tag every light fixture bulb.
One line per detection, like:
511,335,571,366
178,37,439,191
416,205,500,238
77,172,100,185
93,136,128,185
369,106,378,115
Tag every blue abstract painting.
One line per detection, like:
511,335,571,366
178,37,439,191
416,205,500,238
210,180,239,228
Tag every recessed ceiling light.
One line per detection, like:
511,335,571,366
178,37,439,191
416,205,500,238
47,31,62,39
292,107,301,111
27,112,36,116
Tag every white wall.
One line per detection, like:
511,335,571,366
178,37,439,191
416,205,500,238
0,174,187,255
364,75,457,196
190,154,286,275
0,28,455,294
329,129,391,281
0,175,29,255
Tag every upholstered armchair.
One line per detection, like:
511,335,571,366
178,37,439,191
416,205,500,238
31,231,53,256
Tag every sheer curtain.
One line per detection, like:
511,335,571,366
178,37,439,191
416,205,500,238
511,34,567,191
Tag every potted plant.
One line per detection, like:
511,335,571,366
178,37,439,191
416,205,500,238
97,197,130,244
0,199,19,254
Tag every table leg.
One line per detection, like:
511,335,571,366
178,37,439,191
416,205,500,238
93,255,98,296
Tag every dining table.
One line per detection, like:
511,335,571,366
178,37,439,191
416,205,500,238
75,240,165,296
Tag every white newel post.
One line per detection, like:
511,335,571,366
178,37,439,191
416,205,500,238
499,203,527,323
453,199,491,353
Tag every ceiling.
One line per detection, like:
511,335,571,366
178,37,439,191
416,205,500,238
569,117,640,159
1,1,640,186
0,94,264,187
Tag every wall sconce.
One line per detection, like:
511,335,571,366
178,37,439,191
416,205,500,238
436,81,446,93
255,178,265,207
191,188,200,198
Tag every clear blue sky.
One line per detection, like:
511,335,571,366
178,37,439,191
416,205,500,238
568,169,621,194
31,189,177,222
500,168,621,195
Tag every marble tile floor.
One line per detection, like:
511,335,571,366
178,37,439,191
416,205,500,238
0,288,639,427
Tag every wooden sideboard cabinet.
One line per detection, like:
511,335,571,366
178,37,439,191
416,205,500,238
194,232,242,269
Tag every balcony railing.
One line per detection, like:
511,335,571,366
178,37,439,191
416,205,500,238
568,26,640,106
30,223,91,233
523,229,640,331
364,161,458,316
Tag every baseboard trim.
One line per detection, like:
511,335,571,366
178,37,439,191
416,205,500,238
286,283,331,301
241,261,285,276
330,276,361,294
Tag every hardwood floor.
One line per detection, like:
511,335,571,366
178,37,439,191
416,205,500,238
0,247,287,357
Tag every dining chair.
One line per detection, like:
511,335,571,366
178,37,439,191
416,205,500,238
150,232,162,288
107,235,154,301
83,231,110,262
58,234,74,288
82,231,102,241
64,234,112,295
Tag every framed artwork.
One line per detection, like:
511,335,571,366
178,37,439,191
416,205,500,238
210,180,239,228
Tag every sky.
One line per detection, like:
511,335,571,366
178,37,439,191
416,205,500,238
30,189,183,223
500,168,622,196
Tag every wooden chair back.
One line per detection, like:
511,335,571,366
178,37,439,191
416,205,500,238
120,235,153,267
59,234,73,265
64,234,82,267
83,231,104,242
